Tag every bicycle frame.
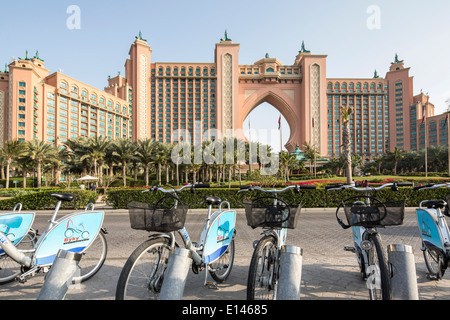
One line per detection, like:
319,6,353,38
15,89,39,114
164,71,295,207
0,198,104,282
145,184,236,286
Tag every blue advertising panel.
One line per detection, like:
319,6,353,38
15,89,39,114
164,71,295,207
417,209,443,251
203,210,236,264
34,211,104,266
0,212,35,254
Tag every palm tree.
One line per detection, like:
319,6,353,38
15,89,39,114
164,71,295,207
386,147,406,175
26,140,57,188
84,136,111,186
64,137,91,175
0,140,27,188
112,138,137,187
279,151,297,183
135,138,157,186
340,105,353,184
302,141,319,175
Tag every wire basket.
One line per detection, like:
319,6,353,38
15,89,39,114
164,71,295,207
243,197,301,229
341,197,405,227
127,196,188,232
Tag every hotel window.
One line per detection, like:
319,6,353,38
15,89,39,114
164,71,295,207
19,82,26,87
18,130,25,135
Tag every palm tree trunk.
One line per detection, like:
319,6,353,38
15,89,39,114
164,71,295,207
37,161,42,188
122,161,127,187
5,160,10,189
22,167,27,189
144,165,149,186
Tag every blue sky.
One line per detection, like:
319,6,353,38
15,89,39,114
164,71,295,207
1,0,449,151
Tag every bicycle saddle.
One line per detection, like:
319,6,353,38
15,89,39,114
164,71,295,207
204,196,221,206
49,193,74,202
423,200,446,209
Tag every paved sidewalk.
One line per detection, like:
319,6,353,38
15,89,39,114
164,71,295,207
0,206,449,300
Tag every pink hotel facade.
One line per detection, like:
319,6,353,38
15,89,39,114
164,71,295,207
0,33,447,161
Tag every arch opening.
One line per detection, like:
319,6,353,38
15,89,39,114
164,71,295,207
243,102,291,153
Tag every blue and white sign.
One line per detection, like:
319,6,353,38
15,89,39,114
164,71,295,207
417,209,443,251
0,212,35,254
203,210,236,264
34,211,104,266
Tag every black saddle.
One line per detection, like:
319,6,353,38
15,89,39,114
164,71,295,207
50,193,74,202
205,196,221,206
423,200,446,209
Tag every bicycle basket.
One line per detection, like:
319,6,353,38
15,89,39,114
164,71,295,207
127,195,188,232
243,196,301,229
340,196,405,228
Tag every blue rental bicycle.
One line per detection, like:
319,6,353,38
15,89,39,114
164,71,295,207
240,184,316,300
326,182,411,300
0,193,107,284
115,184,236,300
413,183,450,280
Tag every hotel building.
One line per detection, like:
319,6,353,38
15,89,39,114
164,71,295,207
0,32,447,161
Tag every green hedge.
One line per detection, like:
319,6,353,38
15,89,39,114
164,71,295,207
105,187,450,209
0,190,98,210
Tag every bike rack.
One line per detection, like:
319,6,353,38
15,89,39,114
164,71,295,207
159,247,192,300
388,244,419,300
37,249,82,300
277,245,303,300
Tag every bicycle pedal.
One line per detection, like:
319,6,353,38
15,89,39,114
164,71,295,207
205,281,218,290
344,246,356,253
427,274,440,281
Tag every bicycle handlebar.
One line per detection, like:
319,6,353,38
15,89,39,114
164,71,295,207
142,183,211,194
414,183,450,191
239,184,316,194
325,182,413,192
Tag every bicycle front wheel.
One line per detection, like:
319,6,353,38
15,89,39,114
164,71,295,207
366,233,391,300
423,242,446,279
209,239,235,283
0,230,36,284
115,237,171,300
247,235,277,300
72,231,108,283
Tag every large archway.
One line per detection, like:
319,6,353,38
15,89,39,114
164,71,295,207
237,88,301,152
243,102,290,153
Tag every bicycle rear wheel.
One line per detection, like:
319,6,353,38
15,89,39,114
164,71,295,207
423,242,446,280
72,231,107,283
366,233,391,300
115,237,171,300
247,235,277,300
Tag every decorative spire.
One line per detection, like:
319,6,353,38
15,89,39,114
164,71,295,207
299,41,310,53
25,50,29,60
392,53,404,64
3,64,7,73
135,30,147,41
373,70,379,78
220,30,231,41
34,50,44,61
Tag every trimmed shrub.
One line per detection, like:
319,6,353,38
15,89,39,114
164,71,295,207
0,190,98,210
105,186,450,210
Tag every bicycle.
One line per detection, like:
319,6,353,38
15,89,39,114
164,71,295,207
326,182,411,300
115,183,236,300
413,183,450,280
0,193,108,284
239,184,316,300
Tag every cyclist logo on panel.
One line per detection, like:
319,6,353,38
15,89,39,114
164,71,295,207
64,219,90,244
0,216,23,241
217,218,230,243
421,215,432,238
